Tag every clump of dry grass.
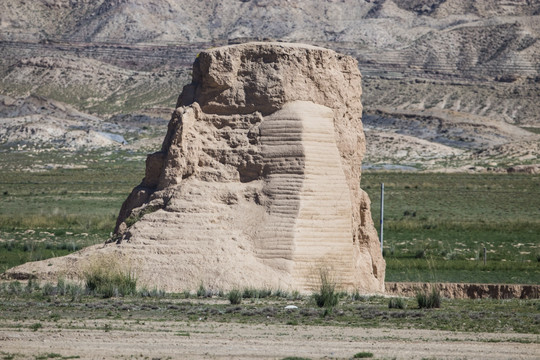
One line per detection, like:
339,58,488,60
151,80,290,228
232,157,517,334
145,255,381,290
83,253,137,298
313,268,339,309
416,287,441,309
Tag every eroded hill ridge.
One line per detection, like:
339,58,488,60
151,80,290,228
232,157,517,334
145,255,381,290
4,43,385,293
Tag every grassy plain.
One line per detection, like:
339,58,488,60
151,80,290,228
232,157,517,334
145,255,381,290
0,283,538,335
362,172,540,284
0,149,145,272
1,158,539,359
1,148,539,285
1,286,538,359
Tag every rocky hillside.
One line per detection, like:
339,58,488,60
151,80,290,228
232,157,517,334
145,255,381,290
0,0,539,169
0,94,168,150
2,0,538,80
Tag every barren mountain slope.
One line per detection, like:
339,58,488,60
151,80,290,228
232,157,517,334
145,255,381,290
0,94,169,150
362,106,540,169
0,0,538,168
362,77,539,126
2,0,539,81
0,56,188,115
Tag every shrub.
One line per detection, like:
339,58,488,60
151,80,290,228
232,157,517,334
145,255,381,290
197,283,212,298
23,242,35,252
273,289,289,298
66,283,84,301
351,291,369,302
388,297,406,309
313,269,339,309
8,281,22,295
289,290,302,301
241,288,273,299
197,283,206,297
30,323,42,332
83,255,137,298
228,289,242,305
258,288,272,298
41,282,55,296
242,288,258,299
139,287,165,298
56,278,67,295
416,292,429,308
3,240,14,251
86,271,136,298
353,352,374,358
25,278,40,293
416,287,441,309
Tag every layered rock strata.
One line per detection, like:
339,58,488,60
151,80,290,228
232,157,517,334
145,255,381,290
4,43,385,293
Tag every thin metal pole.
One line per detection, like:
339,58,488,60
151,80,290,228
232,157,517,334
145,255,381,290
380,183,384,255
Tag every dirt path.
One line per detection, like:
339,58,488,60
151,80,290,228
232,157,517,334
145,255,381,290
1,320,538,359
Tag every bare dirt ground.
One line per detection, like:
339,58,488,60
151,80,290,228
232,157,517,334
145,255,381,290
1,319,538,359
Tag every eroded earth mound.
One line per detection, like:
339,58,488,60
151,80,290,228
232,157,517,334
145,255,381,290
3,43,385,293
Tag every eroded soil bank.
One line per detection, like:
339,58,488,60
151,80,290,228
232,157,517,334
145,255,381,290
386,282,540,299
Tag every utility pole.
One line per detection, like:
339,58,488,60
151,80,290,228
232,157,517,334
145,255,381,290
380,183,384,255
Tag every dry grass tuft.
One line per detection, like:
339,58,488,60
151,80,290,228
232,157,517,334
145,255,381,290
82,253,137,298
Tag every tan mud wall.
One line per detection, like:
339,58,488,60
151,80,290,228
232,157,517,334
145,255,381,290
386,282,540,299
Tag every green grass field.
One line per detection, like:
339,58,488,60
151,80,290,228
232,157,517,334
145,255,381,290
1,149,538,284
0,284,539,335
362,172,540,284
0,149,146,272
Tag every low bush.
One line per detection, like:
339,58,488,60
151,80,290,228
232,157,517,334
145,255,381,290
30,323,42,332
41,282,55,296
353,352,373,358
83,255,137,298
8,281,22,295
273,289,289,298
138,287,165,298
242,288,258,298
25,278,40,293
242,288,272,299
198,283,214,298
197,283,207,297
388,297,406,309
85,270,136,298
289,290,302,301
416,287,441,309
228,289,242,305
313,269,339,309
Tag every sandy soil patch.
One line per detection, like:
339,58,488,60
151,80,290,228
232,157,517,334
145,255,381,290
1,320,538,359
